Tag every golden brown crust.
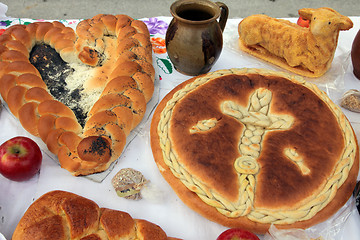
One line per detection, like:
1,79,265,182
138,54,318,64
0,14,154,176
100,208,136,238
238,8,353,78
135,219,169,240
12,190,176,240
150,68,359,234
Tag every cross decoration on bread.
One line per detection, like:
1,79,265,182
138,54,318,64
191,87,304,216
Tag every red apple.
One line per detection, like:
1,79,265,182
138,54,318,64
217,228,260,240
0,136,42,181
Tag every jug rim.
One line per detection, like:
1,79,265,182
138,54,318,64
170,0,221,25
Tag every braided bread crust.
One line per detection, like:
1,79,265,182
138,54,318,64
150,68,359,233
12,190,177,240
0,14,154,176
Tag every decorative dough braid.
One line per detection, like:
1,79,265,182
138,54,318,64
0,14,154,176
12,190,177,240
156,68,358,224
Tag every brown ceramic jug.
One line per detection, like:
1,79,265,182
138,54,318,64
165,0,228,76
351,30,360,80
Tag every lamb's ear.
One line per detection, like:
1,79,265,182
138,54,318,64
298,8,315,21
338,16,353,30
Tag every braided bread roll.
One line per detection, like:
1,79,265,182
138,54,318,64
0,14,154,176
12,190,179,240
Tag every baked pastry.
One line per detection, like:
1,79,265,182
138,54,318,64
341,89,360,113
0,14,154,176
238,8,353,78
150,68,359,233
12,190,179,240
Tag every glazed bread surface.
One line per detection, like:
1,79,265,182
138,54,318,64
12,190,177,240
0,14,155,176
150,68,359,233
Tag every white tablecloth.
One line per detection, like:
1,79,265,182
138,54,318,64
0,16,360,240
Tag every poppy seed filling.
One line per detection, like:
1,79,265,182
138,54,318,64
30,43,89,127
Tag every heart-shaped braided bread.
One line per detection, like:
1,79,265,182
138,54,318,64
0,14,155,176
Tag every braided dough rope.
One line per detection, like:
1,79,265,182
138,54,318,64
0,14,154,176
156,68,358,224
12,190,179,240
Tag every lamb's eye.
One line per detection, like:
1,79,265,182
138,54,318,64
328,21,331,25
313,17,316,20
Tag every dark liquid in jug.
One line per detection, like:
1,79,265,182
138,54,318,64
177,9,213,21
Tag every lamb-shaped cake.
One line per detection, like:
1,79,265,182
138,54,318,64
238,8,353,78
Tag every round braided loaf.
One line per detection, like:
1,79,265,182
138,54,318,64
151,68,359,233
0,14,154,176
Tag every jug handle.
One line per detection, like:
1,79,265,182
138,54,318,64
216,2,229,32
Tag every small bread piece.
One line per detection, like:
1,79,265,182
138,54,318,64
12,190,178,240
238,8,353,78
150,68,359,234
0,14,155,176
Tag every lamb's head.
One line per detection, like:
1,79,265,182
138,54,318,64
299,7,353,37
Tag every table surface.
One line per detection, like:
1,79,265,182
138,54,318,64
0,16,360,240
